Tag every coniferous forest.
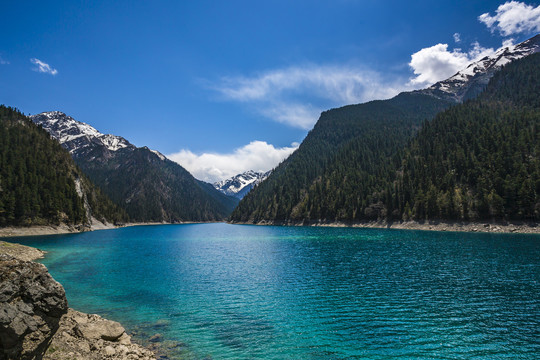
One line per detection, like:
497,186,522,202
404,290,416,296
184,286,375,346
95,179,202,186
0,106,126,226
1,54,539,228
231,53,540,224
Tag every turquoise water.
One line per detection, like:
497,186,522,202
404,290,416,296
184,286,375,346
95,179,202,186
8,223,540,359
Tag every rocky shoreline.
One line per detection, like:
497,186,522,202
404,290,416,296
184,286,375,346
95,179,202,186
0,221,206,238
246,219,540,234
0,241,157,359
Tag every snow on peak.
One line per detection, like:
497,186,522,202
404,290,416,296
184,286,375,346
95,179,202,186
150,149,166,161
420,34,540,102
30,111,133,153
213,170,271,199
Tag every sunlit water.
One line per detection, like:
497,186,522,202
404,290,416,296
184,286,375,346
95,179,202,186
8,223,540,359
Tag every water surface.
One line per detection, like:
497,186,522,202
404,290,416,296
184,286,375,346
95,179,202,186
9,224,540,359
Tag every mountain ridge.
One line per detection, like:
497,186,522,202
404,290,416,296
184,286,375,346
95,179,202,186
230,34,540,225
0,106,126,228
31,112,237,222
417,34,540,102
213,170,271,199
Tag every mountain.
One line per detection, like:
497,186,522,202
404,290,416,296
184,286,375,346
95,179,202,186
417,34,540,103
395,53,540,222
31,112,237,222
230,35,540,225
230,92,452,223
0,106,126,227
213,170,271,199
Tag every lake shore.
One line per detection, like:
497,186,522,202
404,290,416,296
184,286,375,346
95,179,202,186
4,218,539,238
242,219,540,234
0,220,205,238
0,240,157,359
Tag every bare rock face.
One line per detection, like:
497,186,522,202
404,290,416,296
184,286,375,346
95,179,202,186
0,254,68,359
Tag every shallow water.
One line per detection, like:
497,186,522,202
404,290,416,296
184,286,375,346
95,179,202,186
9,223,540,359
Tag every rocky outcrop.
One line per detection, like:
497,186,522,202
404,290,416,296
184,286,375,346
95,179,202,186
0,242,45,262
0,242,156,360
0,254,68,359
43,309,155,360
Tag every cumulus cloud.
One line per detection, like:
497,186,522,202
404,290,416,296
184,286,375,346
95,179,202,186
409,42,495,86
479,1,540,36
167,140,299,183
30,58,58,75
211,65,406,129
453,33,461,43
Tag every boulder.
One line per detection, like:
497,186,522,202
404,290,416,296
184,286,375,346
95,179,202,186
43,309,157,360
0,254,68,359
74,316,125,341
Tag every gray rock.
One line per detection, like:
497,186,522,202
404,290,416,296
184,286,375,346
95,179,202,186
0,254,68,359
0,251,156,360
44,309,157,359
104,345,116,356
75,317,125,341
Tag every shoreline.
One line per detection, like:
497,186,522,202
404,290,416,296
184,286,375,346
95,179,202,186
233,219,540,234
0,220,217,238
2,219,539,239
0,240,157,359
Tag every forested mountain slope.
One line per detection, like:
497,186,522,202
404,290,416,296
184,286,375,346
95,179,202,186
0,106,126,227
231,48,540,225
31,112,238,222
230,93,452,223
396,53,540,222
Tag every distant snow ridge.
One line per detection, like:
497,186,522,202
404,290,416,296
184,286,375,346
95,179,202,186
419,34,540,102
31,111,132,153
213,170,271,199
30,111,165,161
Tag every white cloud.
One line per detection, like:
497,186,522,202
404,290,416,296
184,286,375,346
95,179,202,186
0,56,9,65
30,58,58,75
260,102,320,129
453,32,461,43
479,1,540,36
408,42,495,86
167,140,299,183
211,65,405,129
502,38,516,47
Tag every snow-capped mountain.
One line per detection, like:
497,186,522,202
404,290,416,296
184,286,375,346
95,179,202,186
418,34,540,102
30,111,237,222
214,170,271,199
31,111,135,157
31,111,170,163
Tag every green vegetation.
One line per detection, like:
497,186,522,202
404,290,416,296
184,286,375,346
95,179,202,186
397,53,540,221
0,106,126,226
231,92,451,222
231,53,540,224
75,146,237,222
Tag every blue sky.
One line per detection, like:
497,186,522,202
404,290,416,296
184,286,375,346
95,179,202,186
1,0,540,182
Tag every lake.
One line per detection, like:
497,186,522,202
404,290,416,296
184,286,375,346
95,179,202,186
9,223,540,359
